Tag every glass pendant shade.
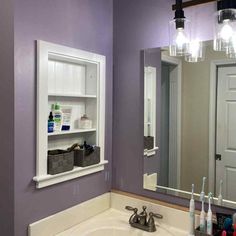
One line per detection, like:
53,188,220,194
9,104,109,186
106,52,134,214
169,18,191,56
185,40,205,62
214,9,236,52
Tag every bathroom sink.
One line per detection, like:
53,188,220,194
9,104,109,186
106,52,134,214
57,209,187,236
82,227,136,236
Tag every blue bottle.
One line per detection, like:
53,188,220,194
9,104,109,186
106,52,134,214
48,112,54,133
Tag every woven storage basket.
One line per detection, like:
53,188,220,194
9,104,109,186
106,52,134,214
48,150,74,175
144,136,154,150
74,146,100,167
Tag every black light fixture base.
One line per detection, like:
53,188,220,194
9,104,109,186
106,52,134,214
174,0,185,29
217,0,236,11
175,18,185,29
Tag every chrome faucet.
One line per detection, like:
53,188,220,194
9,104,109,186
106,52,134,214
125,205,163,232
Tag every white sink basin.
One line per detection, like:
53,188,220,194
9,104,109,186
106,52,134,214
57,209,187,236
82,227,134,236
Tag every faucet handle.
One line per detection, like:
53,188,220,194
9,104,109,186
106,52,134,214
125,206,138,212
125,206,139,224
149,212,163,219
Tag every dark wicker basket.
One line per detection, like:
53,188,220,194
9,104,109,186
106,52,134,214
74,146,100,167
47,149,74,175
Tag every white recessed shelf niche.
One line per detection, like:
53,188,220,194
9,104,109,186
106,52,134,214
34,40,108,188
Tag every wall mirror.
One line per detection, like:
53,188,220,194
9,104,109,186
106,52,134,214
143,40,236,209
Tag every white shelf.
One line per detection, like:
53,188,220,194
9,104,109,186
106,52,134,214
33,160,108,188
48,93,97,98
48,128,96,136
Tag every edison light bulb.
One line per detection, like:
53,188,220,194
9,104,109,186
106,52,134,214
220,20,234,41
175,28,188,49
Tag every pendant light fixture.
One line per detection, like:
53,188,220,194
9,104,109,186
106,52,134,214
214,0,236,52
169,0,191,57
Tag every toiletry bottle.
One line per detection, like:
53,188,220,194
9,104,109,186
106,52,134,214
200,199,206,232
233,213,236,235
54,103,62,131
207,193,213,235
189,184,195,236
61,106,72,131
48,112,54,133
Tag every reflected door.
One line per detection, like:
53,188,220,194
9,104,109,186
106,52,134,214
216,66,236,201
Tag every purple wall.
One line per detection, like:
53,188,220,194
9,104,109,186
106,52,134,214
14,1,113,235
0,1,14,235
113,0,234,213
113,0,177,195
0,1,233,235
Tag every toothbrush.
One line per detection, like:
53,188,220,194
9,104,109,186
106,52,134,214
233,213,236,236
200,199,206,232
222,230,227,236
200,177,206,202
207,192,213,235
218,180,223,206
189,184,195,236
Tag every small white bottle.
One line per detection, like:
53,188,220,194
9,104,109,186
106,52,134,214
207,193,213,235
53,103,62,131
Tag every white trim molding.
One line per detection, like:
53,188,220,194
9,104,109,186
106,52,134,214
161,55,182,190
35,40,107,188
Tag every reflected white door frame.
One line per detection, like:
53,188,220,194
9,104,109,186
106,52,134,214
161,54,182,190
209,59,236,195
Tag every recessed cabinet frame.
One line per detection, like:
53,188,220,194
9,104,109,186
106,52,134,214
34,40,107,188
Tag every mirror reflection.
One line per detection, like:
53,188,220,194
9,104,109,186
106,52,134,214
143,40,236,208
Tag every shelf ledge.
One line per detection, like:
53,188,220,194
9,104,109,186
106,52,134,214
48,128,96,136
33,160,108,188
48,93,97,98
144,147,159,157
